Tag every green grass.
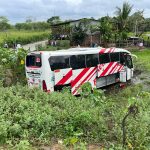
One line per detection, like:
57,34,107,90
132,49,150,71
0,30,50,46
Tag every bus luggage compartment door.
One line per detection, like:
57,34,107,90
54,68,72,85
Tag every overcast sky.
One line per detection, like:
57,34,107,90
0,0,150,24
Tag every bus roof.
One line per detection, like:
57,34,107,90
28,47,131,56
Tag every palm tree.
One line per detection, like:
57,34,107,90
99,17,113,47
115,2,133,39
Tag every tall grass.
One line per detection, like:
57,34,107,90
0,30,50,47
132,49,150,71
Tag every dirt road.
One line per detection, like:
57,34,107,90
22,40,48,51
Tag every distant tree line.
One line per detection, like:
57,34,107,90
15,22,50,31
0,16,12,31
0,17,51,31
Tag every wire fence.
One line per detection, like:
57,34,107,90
102,39,150,48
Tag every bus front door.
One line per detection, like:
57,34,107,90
125,55,133,80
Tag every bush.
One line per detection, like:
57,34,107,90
0,47,27,86
0,84,149,149
56,40,70,48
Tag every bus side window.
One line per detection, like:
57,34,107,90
110,52,119,62
49,56,70,71
70,55,86,69
86,54,99,67
99,53,110,64
126,55,133,69
120,52,126,65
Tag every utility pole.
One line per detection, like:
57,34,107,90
135,20,137,36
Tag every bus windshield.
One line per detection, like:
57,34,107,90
126,55,133,68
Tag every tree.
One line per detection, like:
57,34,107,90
26,16,33,23
71,22,87,46
47,16,61,25
15,22,50,31
144,18,150,32
128,10,145,36
0,16,11,31
98,17,113,47
115,2,133,39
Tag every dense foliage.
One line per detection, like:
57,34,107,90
71,22,87,46
98,17,113,47
0,16,12,31
0,84,149,149
0,48,27,86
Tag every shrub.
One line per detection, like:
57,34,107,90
0,47,27,86
56,40,70,48
0,84,149,149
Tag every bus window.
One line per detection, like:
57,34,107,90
70,55,86,69
86,54,99,67
99,53,110,64
125,55,133,68
110,52,119,62
120,52,126,65
49,56,70,71
26,54,41,67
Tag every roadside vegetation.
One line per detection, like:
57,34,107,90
133,49,150,72
0,47,150,149
0,48,27,86
0,30,50,47
0,80,150,150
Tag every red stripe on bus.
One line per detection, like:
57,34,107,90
111,63,121,74
104,62,116,75
72,67,97,95
113,64,123,74
87,68,97,82
99,48,106,54
110,47,115,53
100,62,114,76
112,65,119,74
54,69,60,73
108,63,118,74
107,48,113,53
71,68,90,88
118,65,124,72
56,69,72,85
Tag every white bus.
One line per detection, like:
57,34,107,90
25,47,134,95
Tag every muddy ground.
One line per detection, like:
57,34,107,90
132,69,150,92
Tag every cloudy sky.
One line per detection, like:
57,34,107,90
0,0,150,24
